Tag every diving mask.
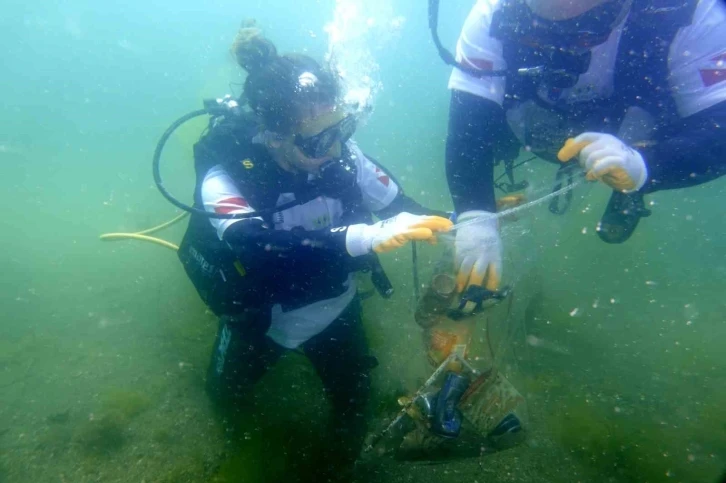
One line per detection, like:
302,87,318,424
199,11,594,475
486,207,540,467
294,114,357,159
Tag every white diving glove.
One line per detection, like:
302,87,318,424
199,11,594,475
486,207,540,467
346,212,453,257
558,132,648,193
454,211,502,294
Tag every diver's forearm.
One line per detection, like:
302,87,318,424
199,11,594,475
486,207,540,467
642,102,726,192
446,90,507,213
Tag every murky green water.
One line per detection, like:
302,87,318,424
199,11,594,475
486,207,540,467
1,1,724,482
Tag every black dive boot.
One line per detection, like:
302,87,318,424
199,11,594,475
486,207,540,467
597,190,651,244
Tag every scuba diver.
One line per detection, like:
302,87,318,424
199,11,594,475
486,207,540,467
177,22,451,479
431,0,726,295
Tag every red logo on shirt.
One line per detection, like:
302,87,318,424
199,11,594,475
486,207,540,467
699,52,726,88
374,167,390,187
215,196,249,214
461,57,493,72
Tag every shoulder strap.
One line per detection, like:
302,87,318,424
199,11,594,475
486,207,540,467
193,113,260,181
615,0,699,113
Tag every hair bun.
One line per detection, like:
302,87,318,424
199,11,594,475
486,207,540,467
231,20,278,73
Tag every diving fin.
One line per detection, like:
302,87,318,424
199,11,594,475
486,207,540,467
596,190,651,244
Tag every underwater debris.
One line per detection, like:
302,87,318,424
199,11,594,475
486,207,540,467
73,414,127,455
72,389,151,455
46,409,71,424
100,390,151,420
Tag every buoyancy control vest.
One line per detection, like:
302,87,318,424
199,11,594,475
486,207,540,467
177,112,380,317
497,0,699,130
177,113,266,317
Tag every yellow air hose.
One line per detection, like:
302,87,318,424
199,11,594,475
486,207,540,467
99,212,189,251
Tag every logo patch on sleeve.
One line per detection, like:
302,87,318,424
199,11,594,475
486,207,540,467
374,167,390,187
699,52,726,88
215,196,250,214
462,57,493,72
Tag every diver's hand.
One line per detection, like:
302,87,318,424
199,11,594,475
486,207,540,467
455,211,502,294
345,213,452,256
558,133,647,193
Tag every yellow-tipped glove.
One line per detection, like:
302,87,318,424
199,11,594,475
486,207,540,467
454,211,502,294
558,133,648,193
345,213,452,257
